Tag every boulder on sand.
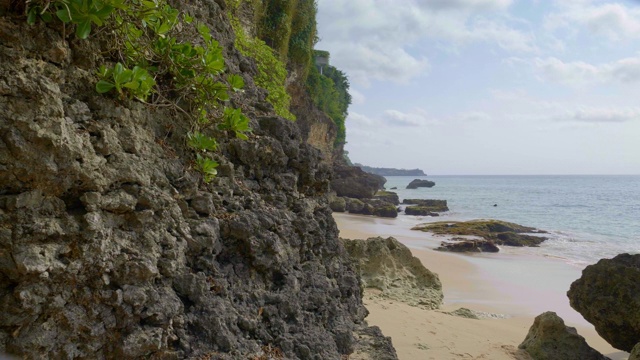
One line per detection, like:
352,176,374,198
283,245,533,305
331,164,386,199
567,253,640,352
404,206,439,217
342,237,443,310
374,191,399,205
406,179,435,189
519,311,609,360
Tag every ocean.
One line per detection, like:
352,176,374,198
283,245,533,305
382,175,640,267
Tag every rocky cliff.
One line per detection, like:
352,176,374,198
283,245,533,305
0,1,395,359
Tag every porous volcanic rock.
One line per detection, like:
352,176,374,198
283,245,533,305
518,312,610,360
413,220,548,247
436,239,499,253
0,4,397,359
406,179,435,189
342,237,443,310
402,199,448,212
331,164,386,199
568,253,640,352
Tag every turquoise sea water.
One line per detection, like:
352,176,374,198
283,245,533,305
383,175,640,266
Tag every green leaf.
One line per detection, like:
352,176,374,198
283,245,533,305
188,132,218,152
75,20,92,39
41,12,53,23
56,8,72,23
27,7,38,25
228,74,245,92
96,80,116,93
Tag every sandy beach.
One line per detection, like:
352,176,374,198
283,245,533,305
334,212,628,360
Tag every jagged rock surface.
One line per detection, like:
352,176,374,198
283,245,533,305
0,4,396,359
342,237,443,310
568,253,640,352
630,343,640,360
518,312,609,360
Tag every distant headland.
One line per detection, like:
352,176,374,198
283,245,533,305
355,163,427,176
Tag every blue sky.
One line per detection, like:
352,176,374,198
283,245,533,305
316,0,640,175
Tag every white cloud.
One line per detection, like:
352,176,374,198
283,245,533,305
317,0,535,86
532,56,640,85
382,109,431,127
560,107,640,123
347,111,374,125
545,2,640,41
349,88,366,105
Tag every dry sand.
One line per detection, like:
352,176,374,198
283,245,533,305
334,213,628,360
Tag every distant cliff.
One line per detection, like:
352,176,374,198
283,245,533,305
355,164,426,176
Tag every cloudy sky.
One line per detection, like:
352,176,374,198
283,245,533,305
316,0,640,175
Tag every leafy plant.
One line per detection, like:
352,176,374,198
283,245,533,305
27,0,124,39
219,108,251,140
187,131,218,152
96,63,155,101
195,154,219,183
25,0,255,183
230,15,295,120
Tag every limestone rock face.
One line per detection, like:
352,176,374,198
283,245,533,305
342,237,443,310
568,253,640,352
402,199,448,212
518,312,610,360
331,164,386,199
0,5,396,359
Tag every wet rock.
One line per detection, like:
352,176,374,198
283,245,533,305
519,312,609,360
436,239,499,253
413,220,548,247
568,253,640,352
406,179,435,189
404,206,440,217
343,237,443,310
402,199,448,212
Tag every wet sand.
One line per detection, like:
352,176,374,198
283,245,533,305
335,212,627,360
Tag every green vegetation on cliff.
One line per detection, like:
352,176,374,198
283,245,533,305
25,0,250,182
306,54,351,147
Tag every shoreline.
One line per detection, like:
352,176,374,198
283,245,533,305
334,212,627,359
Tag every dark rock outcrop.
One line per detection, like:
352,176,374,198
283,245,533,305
332,164,386,199
404,206,439,216
342,237,443,310
436,239,499,253
406,179,435,189
374,191,399,205
567,253,640,352
403,199,448,212
0,5,396,359
518,312,610,360
413,220,548,247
